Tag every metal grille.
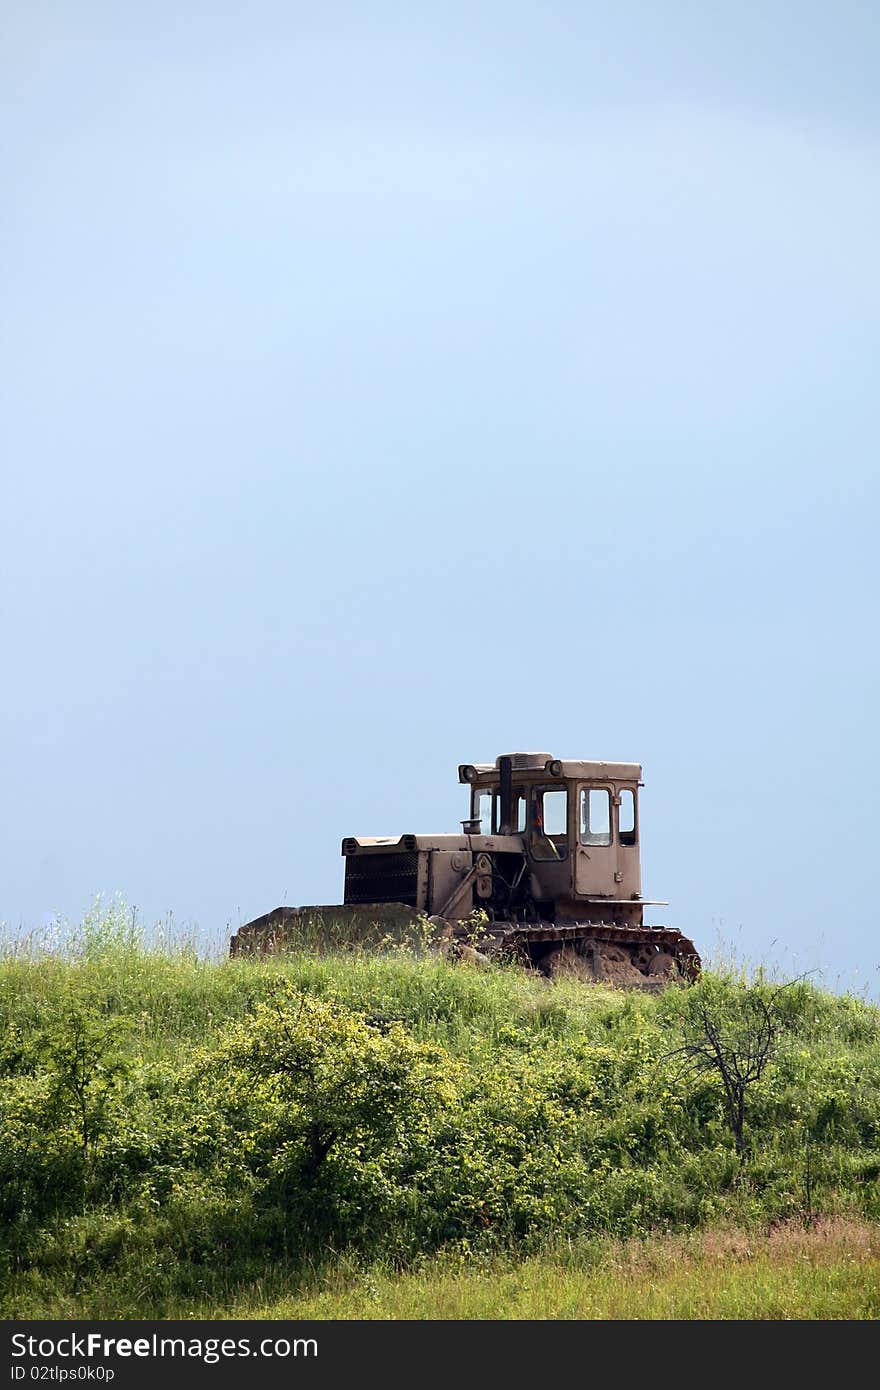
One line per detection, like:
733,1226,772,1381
344,851,420,907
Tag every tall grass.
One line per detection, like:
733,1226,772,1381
254,1217,880,1320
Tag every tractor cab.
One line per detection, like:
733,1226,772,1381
459,752,643,909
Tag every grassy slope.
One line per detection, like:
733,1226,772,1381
1,909,879,1318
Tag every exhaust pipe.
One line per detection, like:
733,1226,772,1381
498,754,514,835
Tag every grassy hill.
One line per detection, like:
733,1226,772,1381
1,905,878,1318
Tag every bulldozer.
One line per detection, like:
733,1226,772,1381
230,752,700,987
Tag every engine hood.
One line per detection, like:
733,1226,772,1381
342,833,526,855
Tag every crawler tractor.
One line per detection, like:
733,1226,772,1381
230,753,700,986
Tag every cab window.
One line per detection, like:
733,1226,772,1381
530,787,568,860
579,788,612,846
618,789,637,846
471,789,527,834
473,790,493,834
494,791,526,834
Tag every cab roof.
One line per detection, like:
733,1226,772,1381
459,755,642,785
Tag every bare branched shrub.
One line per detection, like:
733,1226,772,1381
668,978,798,1161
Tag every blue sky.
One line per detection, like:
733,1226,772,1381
2,2,878,988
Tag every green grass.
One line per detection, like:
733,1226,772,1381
1,900,878,1319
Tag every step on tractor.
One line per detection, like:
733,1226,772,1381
230,753,701,987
